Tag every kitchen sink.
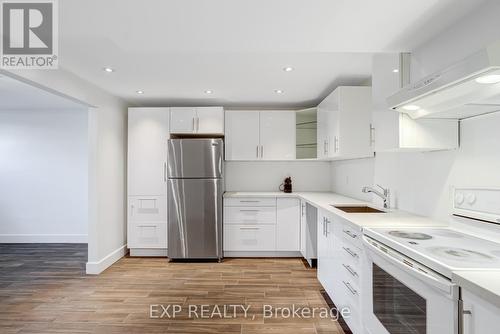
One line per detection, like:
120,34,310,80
332,205,386,213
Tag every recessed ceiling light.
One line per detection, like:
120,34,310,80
393,69,399,73
205,90,213,94
401,105,420,111
274,89,284,94
103,67,114,73
136,90,144,94
475,75,500,84
283,67,294,72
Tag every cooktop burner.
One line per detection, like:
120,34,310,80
427,247,494,263
388,231,433,240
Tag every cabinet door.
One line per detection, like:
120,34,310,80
300,200,307,257
196,107,224,134
170,107,196,134
225,111,260,160
276,198,300,251
317,106,329,159
128,108,169,196
317,211,328,288
462,289,500,334
260,111,296,160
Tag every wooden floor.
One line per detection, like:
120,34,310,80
0,244,344,334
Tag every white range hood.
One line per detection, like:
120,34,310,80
388,41,500,119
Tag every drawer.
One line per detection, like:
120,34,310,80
341,241,362,268
224,206,276,224
341,278,360,308
340,259,361,286
224,197,276,207
224,224,276,251
128,221,167,249
341,222,362,248
340,298,361,334
128,196,166,222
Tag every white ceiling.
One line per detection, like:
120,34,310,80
0,74,87,111
57,0,488,107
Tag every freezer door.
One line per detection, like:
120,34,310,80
167,139,223,178
167,178,222,259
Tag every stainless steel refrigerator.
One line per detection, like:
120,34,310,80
167,138,223,260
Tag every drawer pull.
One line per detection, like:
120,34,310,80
343,264,358,277
239,209,260,212
342,281,358,295
343,247,358,258
239,227,260,230
240,200,260,203
343,230,358,239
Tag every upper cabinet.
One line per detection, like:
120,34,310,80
372,53,459,151
170,107,224,135
317,86,374,160
225,110,296,161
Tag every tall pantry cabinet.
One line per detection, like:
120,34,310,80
127,108,170,256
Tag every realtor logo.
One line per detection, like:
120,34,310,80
1,0,58,69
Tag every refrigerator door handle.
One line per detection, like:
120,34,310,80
163,162,167,182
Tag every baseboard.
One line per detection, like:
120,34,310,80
0,234,88,243
86,245,127,275
129,248,168,257
224,251,302,257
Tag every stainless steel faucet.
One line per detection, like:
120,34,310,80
362,184,390,209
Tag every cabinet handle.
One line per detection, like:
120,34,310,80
334,136,339,152
163,162,167,182
240,227,260,230
240,200,260,203
342,281,358,295
343,247,358,258
256,146,259,158
324,140,328,155
192,117,196,132
343,230,358,239
260,145,264,158
196,117,200,132
325,219,330,235
458,300,472,334
369,123,375,146
343,264,358,277
239,209,259,212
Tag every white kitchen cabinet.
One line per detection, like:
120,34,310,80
317,209,336,297
223,196,301,256
127,107,169,256
170,107,197,134
461,288,500,334
300,201,317,267
225,110,296,161
372,53,459,151
260,111,296,160
276,198,300,251
128,108,169,196
195,107,224,134
170,106,224,135
225,111,260,160
317,86,374,160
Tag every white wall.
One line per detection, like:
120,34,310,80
225,161,331,192
2,68,128,274
330,0,500,239
0,109,88,242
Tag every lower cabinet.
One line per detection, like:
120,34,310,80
317,210,364,334
127,195,167,256
461,288,500,334
223,196,300,256
300,201,317,266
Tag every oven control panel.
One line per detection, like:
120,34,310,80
452,187,500,224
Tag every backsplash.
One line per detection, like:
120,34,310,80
225,161,331,192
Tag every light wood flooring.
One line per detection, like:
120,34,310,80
0,244,344,334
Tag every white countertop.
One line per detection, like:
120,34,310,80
224,191,447,229
453,271,500,309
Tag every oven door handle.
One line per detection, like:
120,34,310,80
362,235,455,296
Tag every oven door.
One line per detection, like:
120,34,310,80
362,235,458,334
